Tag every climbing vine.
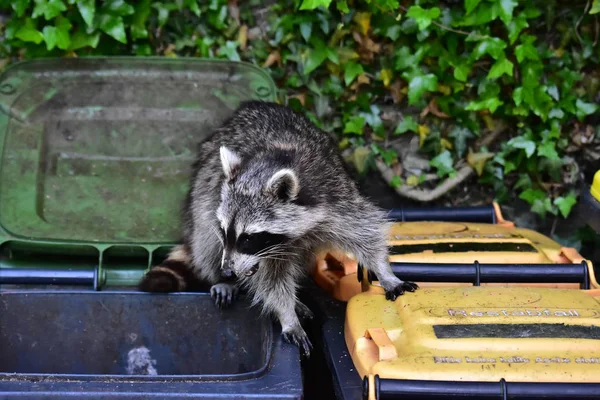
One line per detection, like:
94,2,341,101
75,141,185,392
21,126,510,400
0,0,598,218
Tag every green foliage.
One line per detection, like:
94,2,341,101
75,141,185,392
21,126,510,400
395,116,418,135
0,0,598,219
430,150,455,178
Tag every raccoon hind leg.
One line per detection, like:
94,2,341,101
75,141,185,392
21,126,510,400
138,245,205,292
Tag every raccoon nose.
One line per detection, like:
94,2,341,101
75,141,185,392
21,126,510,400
221,258,236,279
221,268,235,279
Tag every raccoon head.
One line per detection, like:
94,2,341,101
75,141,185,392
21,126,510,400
215,146,323,278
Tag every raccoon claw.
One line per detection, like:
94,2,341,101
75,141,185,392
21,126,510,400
210,283,238,309
295,302,314,321
385,281,419,301
282,328,312,358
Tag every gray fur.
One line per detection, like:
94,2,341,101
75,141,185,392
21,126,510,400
158,101,417,355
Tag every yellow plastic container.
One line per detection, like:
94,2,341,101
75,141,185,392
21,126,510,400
347,286,600,399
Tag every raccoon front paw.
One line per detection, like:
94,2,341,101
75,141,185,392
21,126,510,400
295,302,314,321
210,283,238,309
282,327,312,358
385,281,419,301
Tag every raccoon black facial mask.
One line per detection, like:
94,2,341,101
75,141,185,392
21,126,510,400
220,226,289,256
236,232,289,255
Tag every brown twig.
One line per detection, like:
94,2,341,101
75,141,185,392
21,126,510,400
376,120,507,202
575,0,592,49
594,15,599,47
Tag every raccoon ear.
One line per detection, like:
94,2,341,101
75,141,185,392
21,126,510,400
266,169,300,201
220,146,241,180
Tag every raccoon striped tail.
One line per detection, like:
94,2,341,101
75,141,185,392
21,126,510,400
138,245,206,293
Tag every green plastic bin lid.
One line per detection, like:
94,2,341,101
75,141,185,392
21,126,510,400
0,57,277,245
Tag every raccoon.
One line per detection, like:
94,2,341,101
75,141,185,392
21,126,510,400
139,101,418,356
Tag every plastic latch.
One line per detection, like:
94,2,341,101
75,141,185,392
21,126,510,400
364,328,398,361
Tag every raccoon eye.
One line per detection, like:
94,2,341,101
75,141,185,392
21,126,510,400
236,232,288,255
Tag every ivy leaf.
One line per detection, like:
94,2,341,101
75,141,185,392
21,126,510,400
515,37,539,62
390,175,402,188
351,146,370,174
406,73,438,105
102,0,134,16
472,37,507,60
32,0,67,20
531,198,556,218
98,13,127,43
183,0,200,16
547,85,559,101
457,2,499,26
218,41,241,61
354,11,371,35
466,97,504,113
69,31,100,50
507,14,529,44
300,22,312,43
487,57,513,79
77,0,95,27
548,108,565,119
406,6,441,30
42,15,71,50
406,175,419,186
336,0,350,13
15,18,44,44
514,174,532,190
514,84,554,120
418,124,430,147
537,141,560,161
344,61,364,86
467,150,494,176
131,0,151,40
395,115,418,134
554,194,577,218
394,45,430,71
575,99,599,121
344,116,365,135
508,136,536,157
519,188,546,205
304,39,328,75
380,148,398,166
591,0,600,14
152,3,171,27
465,0,483,14
449,126,474,158
299,0,332,10
430,150,455,178
326,48,339,64
453,63,471,82
12,0,30,17
498,0,517,25
521,62,544,88
380,69,392,87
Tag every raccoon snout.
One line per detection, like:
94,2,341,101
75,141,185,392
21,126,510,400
221,259,236,279
221,268,236,279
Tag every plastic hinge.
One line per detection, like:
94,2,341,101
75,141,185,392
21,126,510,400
364,328,398,362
